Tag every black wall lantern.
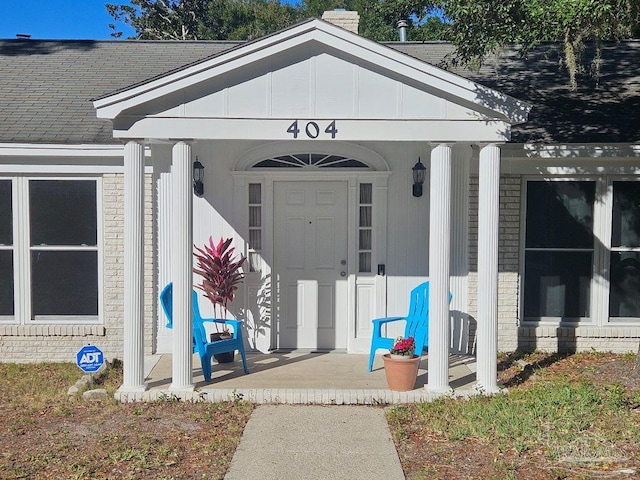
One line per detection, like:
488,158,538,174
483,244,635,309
193,157,205,196
412,157,426,197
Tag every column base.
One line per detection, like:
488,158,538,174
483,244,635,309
168,383,195,393
117,383,148,395
424,384,454,396
474,383,501,395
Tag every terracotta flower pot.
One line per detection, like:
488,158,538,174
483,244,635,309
382,354,420,391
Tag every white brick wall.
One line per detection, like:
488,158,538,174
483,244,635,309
0,173,155,363
468,174,521,353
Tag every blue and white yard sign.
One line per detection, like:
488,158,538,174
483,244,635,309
76,345,104,373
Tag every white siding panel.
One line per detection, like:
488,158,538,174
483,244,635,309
228,74,269,117
184,90,226,117
315,53,355,117
358,68,398,117
400,84,445,118
272,60,311,117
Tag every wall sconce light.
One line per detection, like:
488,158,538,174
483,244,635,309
193,157,205,196
412,157,426,197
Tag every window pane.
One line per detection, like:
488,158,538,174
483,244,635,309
249,252,261,273
0,180,11,245
249,229,262,250
359,183,372,204
249,206,261,227
609,252,640,317
31,251,98,317
248,183,261,204
611,182,640,248
523,251,592,318
359,252,371,273
0,251,13,316
526,181,595,248
359,206,372,227
30,180,97,246
359,230,372,250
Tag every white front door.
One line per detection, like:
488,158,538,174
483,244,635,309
274,181,349,350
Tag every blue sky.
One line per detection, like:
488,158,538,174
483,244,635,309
1,0,135,40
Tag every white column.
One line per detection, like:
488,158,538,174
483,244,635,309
119,140,146,393
169,141,194,392
426,144,453,394
450,145,471,354
477,144,501,393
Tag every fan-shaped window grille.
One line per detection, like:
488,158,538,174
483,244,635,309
253,153,369,169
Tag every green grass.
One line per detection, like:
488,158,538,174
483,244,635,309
387,354,640,479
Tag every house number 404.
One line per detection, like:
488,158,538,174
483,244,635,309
287,120,337,139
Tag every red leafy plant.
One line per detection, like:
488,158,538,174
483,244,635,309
193,237,246,330
390,336,416,357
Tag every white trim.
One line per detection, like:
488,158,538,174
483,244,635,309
0,176,104,326
0,144,127,157
516,144,640,159
112,118,512,142
0,164,153,174
235,141,390,172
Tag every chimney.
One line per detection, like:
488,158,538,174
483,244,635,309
397,20,408,42
321,9,360,34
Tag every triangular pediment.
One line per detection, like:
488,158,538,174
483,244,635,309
94,19,529,142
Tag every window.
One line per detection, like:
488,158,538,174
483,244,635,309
248,183,262,273
609,181,640,319
0,180,13,318
523,181,595,321
253,153,369,169
0,178,101,323
358,183,373,273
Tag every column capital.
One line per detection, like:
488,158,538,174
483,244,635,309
477,142,503,151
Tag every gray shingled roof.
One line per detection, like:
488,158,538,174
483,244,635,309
1,38,639,145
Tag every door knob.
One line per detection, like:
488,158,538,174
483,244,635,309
340,271,346,277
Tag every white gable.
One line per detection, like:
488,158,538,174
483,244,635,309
94,19,530,142
152,49,474,120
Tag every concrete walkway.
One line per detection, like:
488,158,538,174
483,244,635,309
224,405,405,480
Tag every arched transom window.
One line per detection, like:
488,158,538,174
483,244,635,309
252,153,370,169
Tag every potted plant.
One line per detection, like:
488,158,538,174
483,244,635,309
382,336,420,391
193,236,246,363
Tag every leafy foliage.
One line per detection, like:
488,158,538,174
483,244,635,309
193,236,246,317
441,0,640,88
106,0,640,86
107,0,303,40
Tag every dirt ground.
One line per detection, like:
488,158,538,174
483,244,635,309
1,353,639,479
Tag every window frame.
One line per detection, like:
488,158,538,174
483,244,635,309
520,176,599,325
604,177,640,325
0,175,103,325
520,175,640,327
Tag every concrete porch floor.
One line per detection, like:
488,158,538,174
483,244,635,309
120,352,479,404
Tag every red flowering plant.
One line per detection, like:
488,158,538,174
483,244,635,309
390,336,416,357
193,236,246,332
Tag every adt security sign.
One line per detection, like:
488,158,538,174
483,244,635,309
76,345,104,373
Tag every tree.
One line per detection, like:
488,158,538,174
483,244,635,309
440,0,640,89
107,0,303,40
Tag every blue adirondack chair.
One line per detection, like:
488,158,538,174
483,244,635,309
159,283,249,382
367,281,451,372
